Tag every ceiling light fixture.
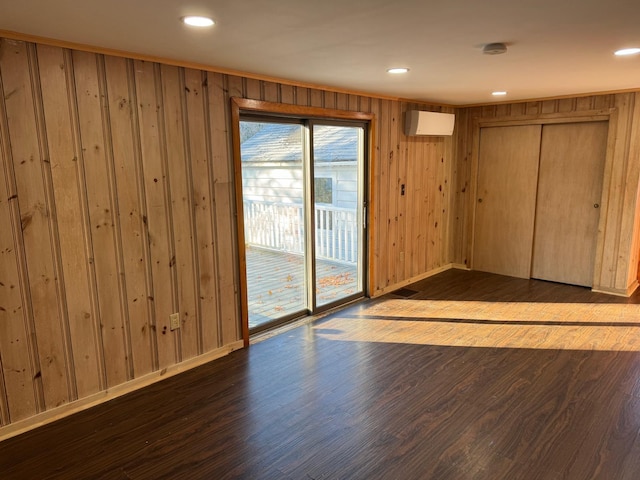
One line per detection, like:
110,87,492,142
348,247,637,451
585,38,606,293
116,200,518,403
614,47,640,56
387,68,409,74
483,43,508,55
182,16,215,27
492,91,508,96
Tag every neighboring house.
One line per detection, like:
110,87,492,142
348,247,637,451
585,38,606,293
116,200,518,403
240,122,361,262
240,122,359,209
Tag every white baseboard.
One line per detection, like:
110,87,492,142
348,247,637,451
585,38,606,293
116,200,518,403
0,340,244,442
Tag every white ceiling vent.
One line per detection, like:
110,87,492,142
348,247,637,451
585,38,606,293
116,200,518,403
405,111,455,136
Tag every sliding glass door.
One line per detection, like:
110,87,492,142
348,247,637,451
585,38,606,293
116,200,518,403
239,117,366,332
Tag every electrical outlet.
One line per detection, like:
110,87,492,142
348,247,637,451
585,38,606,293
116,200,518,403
169,313,180,331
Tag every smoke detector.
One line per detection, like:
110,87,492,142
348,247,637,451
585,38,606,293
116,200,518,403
483,43,508,55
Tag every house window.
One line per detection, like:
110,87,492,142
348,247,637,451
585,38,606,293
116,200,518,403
315,177,333,204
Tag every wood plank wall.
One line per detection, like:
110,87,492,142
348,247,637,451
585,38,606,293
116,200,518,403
0,37,453,431
451,93,640,294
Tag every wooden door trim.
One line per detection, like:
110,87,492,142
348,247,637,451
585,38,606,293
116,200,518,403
468,109,617,287
230,97,375,345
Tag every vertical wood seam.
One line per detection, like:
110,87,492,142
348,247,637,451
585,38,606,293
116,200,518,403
96,54,134,381
65,48,107,392
204,72,223,349
155,63,181,364
222,75,241,340
178,67,201,354
29,44,77,401
127,59,158,372
213,73,229,344
0,48,43,413
611,95,635,287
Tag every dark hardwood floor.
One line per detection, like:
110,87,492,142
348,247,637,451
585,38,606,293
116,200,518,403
3,269,640,479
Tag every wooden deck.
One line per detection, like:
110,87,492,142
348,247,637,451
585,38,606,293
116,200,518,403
4,270,640,479
246,247,359,328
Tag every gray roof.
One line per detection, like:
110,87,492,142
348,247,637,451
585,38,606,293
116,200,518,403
241,123,358,162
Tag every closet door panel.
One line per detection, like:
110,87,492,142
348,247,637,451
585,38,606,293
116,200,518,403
531,122,608,286
473,125,542,278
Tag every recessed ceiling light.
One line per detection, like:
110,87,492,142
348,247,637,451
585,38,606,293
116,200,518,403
387,68,409,74
614,48,640,56
492,91,508,96
182,16,215,27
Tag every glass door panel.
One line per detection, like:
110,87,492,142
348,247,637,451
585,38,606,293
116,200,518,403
240,120,307,329
312,124,364,308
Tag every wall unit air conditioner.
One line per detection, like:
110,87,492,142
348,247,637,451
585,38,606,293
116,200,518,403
404,110,455,136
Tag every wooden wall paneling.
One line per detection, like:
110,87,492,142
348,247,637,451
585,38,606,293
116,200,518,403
627,93,640,287
73,50,129,388
310,89,323,108
211,73,241,345
0,39,71,410
557,98,576,113
348,95,359,112
262,81,279,103
401,106,415,280
295,87,310,107
576,96,594,111
184,68,219,353
481,105,497,118
381,100,396,288
597,93,633,290
0,56,38,422
160,64,199,361
245,78,261,101
464,108,481,267
389,100,402,286
336,93,348,111
510,103,526,116
103,55,154,378
425,141,437,270
495,103,510,117
416,138,428,274
450,108,470,265
371,98,387,293
324,91,337,110
434,138,445,269
540,100,557,114
133,60,175,369
36,45,103,396
280,85,295,105
441,128,454,267
525,102,541,115
615,93,640,288
366,98,379,294
396,103,407,282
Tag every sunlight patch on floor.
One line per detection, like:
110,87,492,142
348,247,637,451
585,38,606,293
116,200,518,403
313,299,640,351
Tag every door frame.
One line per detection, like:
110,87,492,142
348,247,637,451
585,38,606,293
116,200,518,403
468,108,618,293
230,98,375,345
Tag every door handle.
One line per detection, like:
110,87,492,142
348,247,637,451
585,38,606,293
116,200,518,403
594,203,600,209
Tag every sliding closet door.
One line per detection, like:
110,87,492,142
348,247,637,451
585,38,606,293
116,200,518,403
531,122,608,286
473,125,542,278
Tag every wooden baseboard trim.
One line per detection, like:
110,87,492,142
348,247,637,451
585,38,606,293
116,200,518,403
451,263,471,271
592,280,639,297
0,341,244,443
372,264,454,297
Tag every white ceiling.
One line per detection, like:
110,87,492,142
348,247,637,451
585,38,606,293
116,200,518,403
1,0,639,105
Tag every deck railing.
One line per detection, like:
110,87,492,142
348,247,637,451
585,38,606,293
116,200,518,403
243,200,358,264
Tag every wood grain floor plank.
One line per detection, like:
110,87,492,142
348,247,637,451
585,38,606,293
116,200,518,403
2,269,640,479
